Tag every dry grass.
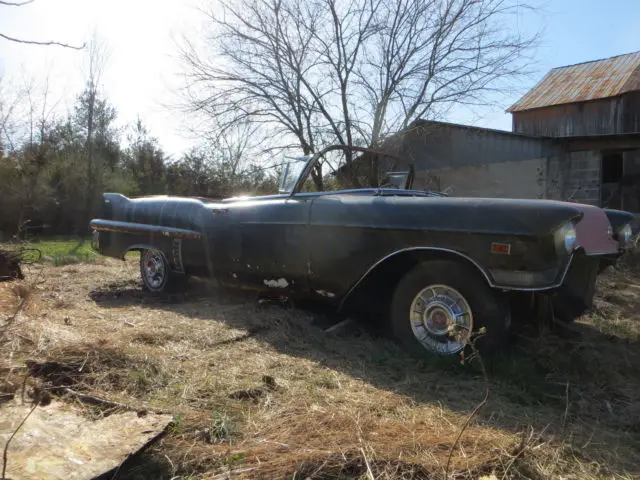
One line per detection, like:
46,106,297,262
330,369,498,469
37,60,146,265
2,255,640,480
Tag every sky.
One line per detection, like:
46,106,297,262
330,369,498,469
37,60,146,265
1,0,639,159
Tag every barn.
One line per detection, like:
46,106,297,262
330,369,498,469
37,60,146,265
342,51,640,212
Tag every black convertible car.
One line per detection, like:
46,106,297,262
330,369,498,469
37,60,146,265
89,146,638,357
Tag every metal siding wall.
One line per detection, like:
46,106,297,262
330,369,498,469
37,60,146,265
512,94,639,137
398,123,556,170
414,158,547,199
623,92,640,133
411,150,603,206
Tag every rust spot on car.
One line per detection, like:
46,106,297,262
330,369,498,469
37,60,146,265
263,278,289,288
316,290,336,298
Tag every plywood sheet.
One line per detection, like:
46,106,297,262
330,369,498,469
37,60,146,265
0,398,172,480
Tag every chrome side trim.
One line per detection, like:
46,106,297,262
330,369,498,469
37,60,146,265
337,247,575,311
90,219,202,239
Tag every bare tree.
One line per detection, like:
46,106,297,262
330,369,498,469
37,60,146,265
73,35,112,228
179,0,329,188
0,71,62,233
0,75,24,153
0,0,84,49
180,0,538,188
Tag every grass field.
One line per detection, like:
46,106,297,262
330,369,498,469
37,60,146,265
28,236,100,265
1,250,640,479
7,236,137,266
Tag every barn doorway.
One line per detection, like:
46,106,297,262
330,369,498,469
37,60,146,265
600,152,623,209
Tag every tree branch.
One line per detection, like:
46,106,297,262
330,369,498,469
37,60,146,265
180,0,539,188
0,32,85,49
0,0,35,5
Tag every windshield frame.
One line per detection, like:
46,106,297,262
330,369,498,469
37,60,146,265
278,156,311,194
287,145,411,196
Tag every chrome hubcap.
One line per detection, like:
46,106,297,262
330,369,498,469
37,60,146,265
409,285,473,355
142,250,166,289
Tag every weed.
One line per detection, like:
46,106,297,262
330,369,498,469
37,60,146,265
204,410,236,444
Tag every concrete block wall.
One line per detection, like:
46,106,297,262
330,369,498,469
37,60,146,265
546,151,601,206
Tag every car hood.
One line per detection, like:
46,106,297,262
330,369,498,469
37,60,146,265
319,194,620,255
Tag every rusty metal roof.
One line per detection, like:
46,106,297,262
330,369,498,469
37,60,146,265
507,51,640,112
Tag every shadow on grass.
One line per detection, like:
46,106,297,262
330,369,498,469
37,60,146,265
95,450,175,480
88,274,640,476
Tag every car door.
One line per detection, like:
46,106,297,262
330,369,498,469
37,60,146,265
306,194,385,299
214,195,312,293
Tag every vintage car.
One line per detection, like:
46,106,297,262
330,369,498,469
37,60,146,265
89,146,638,357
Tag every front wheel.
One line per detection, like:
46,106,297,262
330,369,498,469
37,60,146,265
390,260,511,358
139,248,187,293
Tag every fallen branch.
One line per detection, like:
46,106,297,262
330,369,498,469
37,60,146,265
444,333,490,479
1,401,37,480
0,297,28,342
500,426,536,479
65,388,169,415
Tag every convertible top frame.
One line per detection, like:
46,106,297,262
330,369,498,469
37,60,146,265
290,145,411,196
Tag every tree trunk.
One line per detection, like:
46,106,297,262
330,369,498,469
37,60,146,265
83,88,96,234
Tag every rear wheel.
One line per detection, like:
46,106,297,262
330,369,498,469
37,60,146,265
390,260,511,358
139,248,186,293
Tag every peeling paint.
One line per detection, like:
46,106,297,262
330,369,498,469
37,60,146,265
263,278,289,288
316,289,336,298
